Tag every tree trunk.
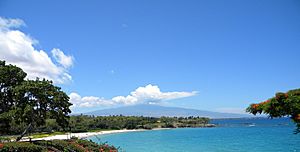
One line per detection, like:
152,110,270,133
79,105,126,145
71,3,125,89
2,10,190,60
16,123,32,141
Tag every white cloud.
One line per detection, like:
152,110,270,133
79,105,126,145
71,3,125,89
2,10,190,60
69,84,197,108
0,17,74,84
51,48,74,68
112,84,197,105
69,93,114,107
0,17,25,29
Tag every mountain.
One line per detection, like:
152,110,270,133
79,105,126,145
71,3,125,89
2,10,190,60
84,104,251,118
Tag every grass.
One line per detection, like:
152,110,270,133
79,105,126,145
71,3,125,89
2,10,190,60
29,132,65,139
86,129,114,132
29,129,114,139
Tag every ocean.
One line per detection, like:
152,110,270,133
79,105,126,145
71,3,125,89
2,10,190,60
88,118,300,152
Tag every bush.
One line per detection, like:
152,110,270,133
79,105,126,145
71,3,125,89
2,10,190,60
143,124,155,130
0,142,46,152
34,139,118,152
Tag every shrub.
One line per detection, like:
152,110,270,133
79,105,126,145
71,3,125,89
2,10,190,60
0,142,46,152
34,139,118,152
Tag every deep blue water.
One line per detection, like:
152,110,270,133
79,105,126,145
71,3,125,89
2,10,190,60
88,118,300,152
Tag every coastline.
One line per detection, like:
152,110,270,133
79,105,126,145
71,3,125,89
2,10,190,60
31,129,164,141
17,125,214,141
15,125,216,141
26,125,215,141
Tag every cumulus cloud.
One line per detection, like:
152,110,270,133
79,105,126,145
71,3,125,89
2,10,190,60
69,93,114,107
112,84,197,105
0,17,73,84
51,48,74,68
69,84,197,108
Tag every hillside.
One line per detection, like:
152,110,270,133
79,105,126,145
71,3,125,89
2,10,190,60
85,104,250,118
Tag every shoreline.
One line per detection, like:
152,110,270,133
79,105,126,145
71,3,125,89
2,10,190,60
15,125,214,141
24,126,214,141
31,128,166,141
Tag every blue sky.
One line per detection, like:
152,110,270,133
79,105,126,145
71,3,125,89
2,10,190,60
0,0,300,114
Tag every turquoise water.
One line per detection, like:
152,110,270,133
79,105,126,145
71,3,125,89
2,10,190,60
88,118,300,152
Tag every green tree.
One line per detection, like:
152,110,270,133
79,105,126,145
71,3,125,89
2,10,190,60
0,60,72,140
0,61,27,134
246,89,300,133
14,79,72,140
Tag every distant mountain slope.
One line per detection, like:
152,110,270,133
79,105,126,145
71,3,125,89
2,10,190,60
84,104,251,118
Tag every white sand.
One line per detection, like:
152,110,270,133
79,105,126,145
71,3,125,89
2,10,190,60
31,129,145,141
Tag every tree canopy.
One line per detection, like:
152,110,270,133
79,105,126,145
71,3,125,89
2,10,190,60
0,60,27,133
66,115,211,132
0,60,72,139
246,89,300,133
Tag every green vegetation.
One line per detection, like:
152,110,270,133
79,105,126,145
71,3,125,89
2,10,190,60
0,60,72,140
247,88,300,133
30,132,65,139
67,115,211,132
0,138,117,152
0,142,45,152
1,115,211,138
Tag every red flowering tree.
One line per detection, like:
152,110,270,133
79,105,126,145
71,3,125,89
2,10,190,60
246,88,300,133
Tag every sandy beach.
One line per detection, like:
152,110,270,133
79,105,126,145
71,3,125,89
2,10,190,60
31,129,146,141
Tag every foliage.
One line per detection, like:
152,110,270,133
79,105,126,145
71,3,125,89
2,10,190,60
0,60,72,138
13,79,72,129
0,139,117,152
0,142,46,152
1,114,210,135
0,60,27,134
246,88,300,133
67,115,210,132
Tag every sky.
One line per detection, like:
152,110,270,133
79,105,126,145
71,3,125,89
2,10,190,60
0,0,300,114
